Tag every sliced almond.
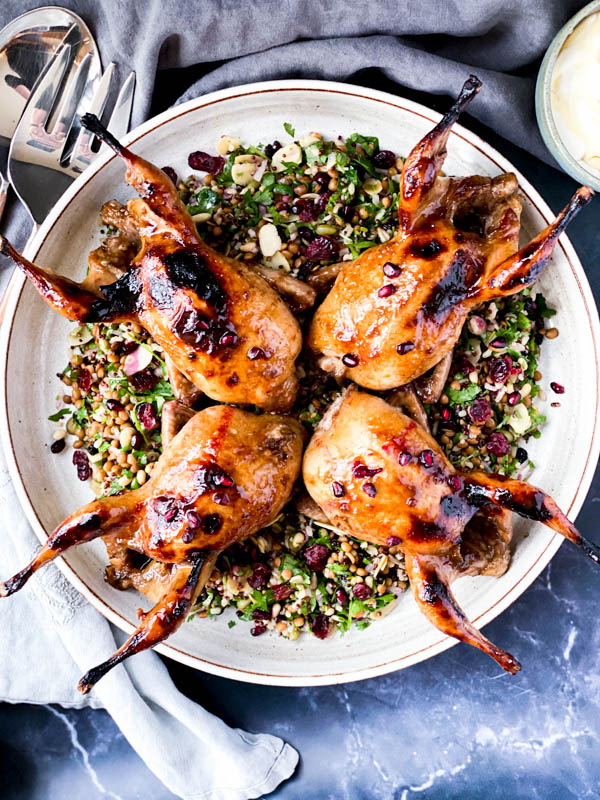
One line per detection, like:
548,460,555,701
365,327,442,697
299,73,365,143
268,251,290,270
271,143,302,172
231,154,262,185
363,177,383,195
258,223,282,257
299,133,321,147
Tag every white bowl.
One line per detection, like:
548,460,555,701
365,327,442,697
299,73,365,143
1,80,599,685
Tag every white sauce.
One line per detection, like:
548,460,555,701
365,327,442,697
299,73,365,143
551,11,600,176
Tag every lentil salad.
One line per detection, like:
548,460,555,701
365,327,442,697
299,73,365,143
49,124,561,640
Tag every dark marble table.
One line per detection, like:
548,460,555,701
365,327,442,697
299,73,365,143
2,74,600,800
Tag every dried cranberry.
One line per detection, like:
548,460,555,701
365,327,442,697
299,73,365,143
342,204,354,222
248,563,270,589
516,447,528,463
72,450,91,481
314,191,331,215
202,513,223,534
419,449,435,468
398,452,411,466
386,536,402,547
397,341,415,355
272,584,293,601
342,353,359,368
305,235,339,262
383,261,402,278
550,382,565,394
137,402,158,429
264,140,281,159
331,481,346,497
129,371,158,392
313,171,330,186
250,625,267,636
455,355,475,375
105,398,123,412
291,197,320,222
489,355,512,383
353,583,372,600
50,439,65,454
373,149,396,169
247,347,266,360
487,432,510,456
336,588,348,605
77,368,92,393
252,609,270,621
131,433,143,450
378,283,396,298
310,613,331,640
297,225,315,242
188,151,225,175
362,482,377,497
161,166,178,185
507,392,520,406
468,398,492,423
304,544,329,571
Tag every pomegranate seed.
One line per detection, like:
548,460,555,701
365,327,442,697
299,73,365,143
550,382,565,394
342,353,359,368
339,502,350,512
252,609,270,621
373,149,396,169
378,283,396,298
131,433,143,450
50,439,65,454
251,625,267,636
248,563,270,589
188,151,225,175
161,166,178,185
516,447,528,463
313,171,330,186
272,584,293,601
105,398,123,412
336,588,348,605
164,506,178,523
396,341,415,355
137,402,158,429
247,347,266,360
441,407,452,422
487,432,510,456
182,530,195,544
304,544,329,571
507,392,520,406
468,398,492,423
202,513,223,534
214,472,234,487
219,331,237,346
264,140,281,159
398,452,411,466
331,481,346,497
490,337,506,349
448,476,462,491
213,491,231,505
311,613,331,639
386,535,402,547
353,464,370,478
383,261,402,277
420,449,434,468
362,482,377,497
353,583,372,600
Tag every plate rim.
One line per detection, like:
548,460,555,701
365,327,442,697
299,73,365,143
2,78,599,686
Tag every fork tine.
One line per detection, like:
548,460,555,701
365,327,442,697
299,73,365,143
69,63,116,167
52,53,92,156
103,71,136,141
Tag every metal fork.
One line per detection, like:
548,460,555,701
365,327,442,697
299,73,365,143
8,24,135,227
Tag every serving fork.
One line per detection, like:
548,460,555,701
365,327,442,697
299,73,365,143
8,23,135,228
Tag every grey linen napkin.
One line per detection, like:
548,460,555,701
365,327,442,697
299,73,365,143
0,0,588,796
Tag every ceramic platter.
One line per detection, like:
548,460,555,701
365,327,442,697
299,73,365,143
1,80,599,685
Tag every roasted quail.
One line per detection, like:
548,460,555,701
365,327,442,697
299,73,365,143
302,388,600,672
1,406,304,692
0,117,304,411
307,76,593,389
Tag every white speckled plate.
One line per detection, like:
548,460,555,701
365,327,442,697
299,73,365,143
1,80,599,685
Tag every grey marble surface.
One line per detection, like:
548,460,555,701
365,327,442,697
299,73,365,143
1,76,600,800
